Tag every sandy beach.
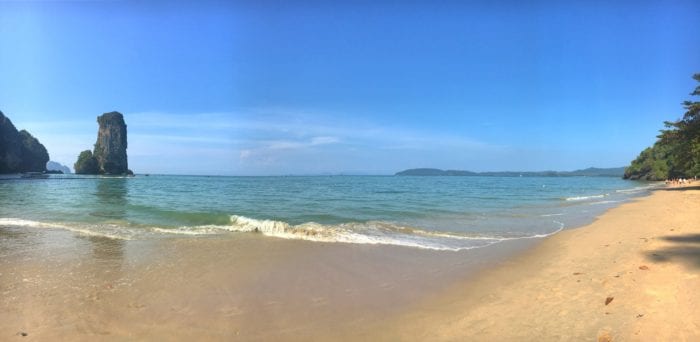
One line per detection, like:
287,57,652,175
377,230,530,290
1,185,698,341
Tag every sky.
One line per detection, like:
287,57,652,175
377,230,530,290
1,0,699,175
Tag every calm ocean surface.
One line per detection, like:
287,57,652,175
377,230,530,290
0,175,658,251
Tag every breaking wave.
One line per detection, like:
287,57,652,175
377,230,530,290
151,215,564,251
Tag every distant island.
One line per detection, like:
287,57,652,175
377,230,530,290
395,167,625,177
46,161,71,174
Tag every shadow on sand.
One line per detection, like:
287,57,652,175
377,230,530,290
645,234,700,269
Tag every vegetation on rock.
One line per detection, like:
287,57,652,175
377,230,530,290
18,130,50,172
0,110,50,173
74,150,99,174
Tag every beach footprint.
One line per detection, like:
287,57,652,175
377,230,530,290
310,296,328,306
597,328,614,342
219,306,244,317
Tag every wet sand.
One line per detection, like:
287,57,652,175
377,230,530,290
2,186,697,340
0,221,536,340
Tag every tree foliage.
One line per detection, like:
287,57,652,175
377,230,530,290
623,143,673,180
74,150,99,174
625,73,700,180
18,130,49,172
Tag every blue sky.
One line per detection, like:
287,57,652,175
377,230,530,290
1,1,699,175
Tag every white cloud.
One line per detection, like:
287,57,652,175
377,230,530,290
310,136,340,145
266,136,340,150
239,149,252,159
131,133,235,145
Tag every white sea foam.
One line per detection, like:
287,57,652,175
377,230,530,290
615,184,661,193
495,220,564,240
1,216,565,251
150,227,219,235
565,194,608,201
224,215,481,249
587,200,622,206
0,218,133,240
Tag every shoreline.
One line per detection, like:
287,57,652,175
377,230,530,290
371,185,700,340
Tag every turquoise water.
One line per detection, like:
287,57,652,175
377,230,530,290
0,175,657,250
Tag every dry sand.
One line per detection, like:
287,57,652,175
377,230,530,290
1,186,698,341
376,186,700,341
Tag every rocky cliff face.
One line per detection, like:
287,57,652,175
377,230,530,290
94,112,129,174
0,111,49,173
75,111,130,175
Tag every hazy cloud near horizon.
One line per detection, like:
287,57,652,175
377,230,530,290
13,109,633,175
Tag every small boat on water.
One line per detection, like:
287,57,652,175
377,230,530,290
21,172,49,179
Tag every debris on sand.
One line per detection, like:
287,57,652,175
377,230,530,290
605,297,614,305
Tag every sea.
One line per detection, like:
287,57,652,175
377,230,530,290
0,175,659,251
